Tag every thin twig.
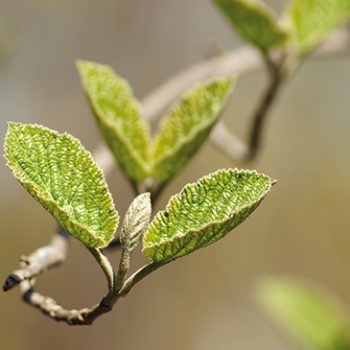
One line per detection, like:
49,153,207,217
119,261,164,296
3,233,68,291
246,53,289,160
17,258,164,325
142,46,261,121
88,248,115,290
210,122,248,162
20,280,120,325
16,243,120,325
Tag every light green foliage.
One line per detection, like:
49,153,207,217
213,0,289,52
289,0,350,53
257,278,350,350
4,123,119,248
78,60,235,185
77,60,151,182
152,78,234,182
143,169,274,262
120,193,151,253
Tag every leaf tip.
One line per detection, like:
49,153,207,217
136,191,152,214
209,75,236,95
76,59,92,71
6,121,20,133
76,59,103,79
143,168,275,263
255,275,282,301
4,121,21,161
271,178,278,186
139,191,151,200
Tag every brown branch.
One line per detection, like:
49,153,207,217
20,280,120,325
213,30,350,161
17,260,164,325
15,244,118,325
3,231,68,292
247,54,288,160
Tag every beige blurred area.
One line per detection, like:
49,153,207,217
0,0,349,349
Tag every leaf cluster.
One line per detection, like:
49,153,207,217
212,0,350,55
4,123,274,264
77,60,234,186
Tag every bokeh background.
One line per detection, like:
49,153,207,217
0,0,349,349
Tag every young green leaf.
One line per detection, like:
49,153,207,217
151,78,235,183
4,122,119,249
77,60,151,182
120,192,152,253
212,0,289,52
257,278,350,350
143,169,275,262
288,0,350,53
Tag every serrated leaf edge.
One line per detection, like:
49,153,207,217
151,77,236,175
120,192,152,250
77,60,152,177
214,0,290,52
4,122,119,248
143,168,276,260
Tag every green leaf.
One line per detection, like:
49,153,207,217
78,61,238,186
4,122,119,248
143,169,274,262
257,278,350,350
120,192,152,253
151,78,235,183
212,0,289,52
289,0,350,53
77,60,151,182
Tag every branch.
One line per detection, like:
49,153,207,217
144,30,350,162
17,260,164,325
3,230,68,291
3,29,349,325
14,236,121,325
142,46,261,121
20,279,120,325
119,261,164,296
246,54,288,160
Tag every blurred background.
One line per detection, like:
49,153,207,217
0,0,349,349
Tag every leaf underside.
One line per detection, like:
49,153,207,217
258,278,350,350
77,60,151,182
152,78,235,182
289,0,350,53
213,0,289,52
143,169,274,263
4,123,119,248
120,192,152,253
